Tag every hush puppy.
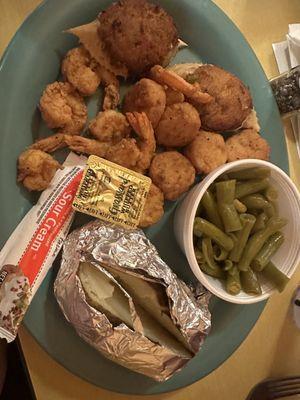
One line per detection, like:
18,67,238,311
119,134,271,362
155,102,201,147
184,130,227,174
123,78,166,128
149,151,195,200
226,129,270,162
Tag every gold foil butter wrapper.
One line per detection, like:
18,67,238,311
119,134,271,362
73,155,151,229
54,220,211,382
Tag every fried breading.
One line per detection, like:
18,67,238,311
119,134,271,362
98,0,178,75
184,130,227,174
139,184,164,228
89,110,130,143
226,129,270,161
149,151,195,200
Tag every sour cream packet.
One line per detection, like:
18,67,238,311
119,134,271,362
0,152,86,342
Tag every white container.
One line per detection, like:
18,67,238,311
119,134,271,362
174,159,300,304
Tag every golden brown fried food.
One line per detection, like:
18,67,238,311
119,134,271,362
126,111,156,173
123,78,166,128
155,102,201,147
139,184,164,228
186,64,253,131
226,129,270,162
164,87,184,106
89,110,130,143
98,0,178,75
39,82,87,135
17,149,62,191
184,130,227,175
64,135,109,158
61,46,101,96
149,151,195,200
150,65,212,104
30,133,67,152
106,138,140,170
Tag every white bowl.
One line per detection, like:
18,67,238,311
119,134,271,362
174,159,300,304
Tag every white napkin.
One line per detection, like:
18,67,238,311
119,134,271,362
272,24,300,158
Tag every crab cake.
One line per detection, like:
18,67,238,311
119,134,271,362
123,78,166,128
187,64,253,131
139,184,164,227
155,103,201,147
226,129,270,162
184,130,227,175
149,151,195,200
98,0,178,76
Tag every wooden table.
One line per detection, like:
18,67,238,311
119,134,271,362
1,1,300,399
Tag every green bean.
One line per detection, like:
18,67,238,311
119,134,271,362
233,199,247,213
193,217,234,251
202,238,225,278
223,259,234,271
237,217,287,271
260,261,289,292
201,190,223,229
194,248,204,265
252,232,284,271
264,185,278,202
196,202,203,217
216,180,242,232
226,266,241,295
235,178,269,198
200,263,226,279
241,194,275,217
213,245,229,261
251,212,268,233
229,214,256,262
240,269,262,295
227,167,270,181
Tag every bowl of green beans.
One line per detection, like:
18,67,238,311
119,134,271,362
174,159,300,304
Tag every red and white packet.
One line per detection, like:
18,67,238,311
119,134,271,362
0,152,86,342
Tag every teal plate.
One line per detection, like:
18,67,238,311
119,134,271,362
0,0,287,395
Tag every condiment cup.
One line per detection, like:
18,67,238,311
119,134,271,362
174,159,300,304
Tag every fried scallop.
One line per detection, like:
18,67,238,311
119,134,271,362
98,0,178,75
149,151,195,200
187,64,253,131
89,110,131,143
139,184,164,228
184,130,227,175
226,129,270,162
123,78,166,128
155,102,201,147
17,149,61,191
39,82,87,135
61,46,101,96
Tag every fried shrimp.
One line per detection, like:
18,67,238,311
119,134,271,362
149,151,195,200
226,129,270,162
30,133,67,152
123,78,166,128
17,149,62,191
139,184,164,227
105,138,141,170
125,111,156,172
155,102,201,147
64,135,109,158
184,130,227,174
150,65,212,104
39,82,87,135
61,46,101,96
89,110,131,143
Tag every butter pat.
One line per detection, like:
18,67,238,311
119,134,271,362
73,155,151,229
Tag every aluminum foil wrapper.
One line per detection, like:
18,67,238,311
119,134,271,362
54,220,211,381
